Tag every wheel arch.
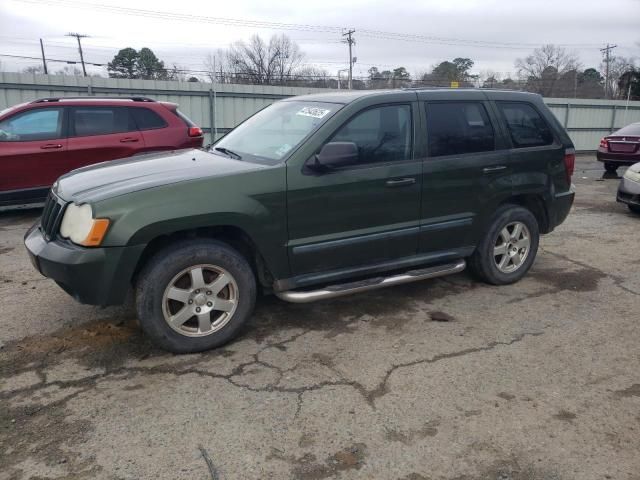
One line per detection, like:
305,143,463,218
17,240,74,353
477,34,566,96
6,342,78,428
500,193,551,234
132,225,275,290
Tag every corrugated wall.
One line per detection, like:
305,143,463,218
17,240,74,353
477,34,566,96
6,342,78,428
2,72,640,150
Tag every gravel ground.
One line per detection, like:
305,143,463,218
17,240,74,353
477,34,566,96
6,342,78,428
1,155,639,480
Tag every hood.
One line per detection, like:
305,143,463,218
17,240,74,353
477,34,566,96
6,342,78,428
54,148,267,203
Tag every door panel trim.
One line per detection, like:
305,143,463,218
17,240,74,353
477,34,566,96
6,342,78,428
291,225,420,256
420,217,473,233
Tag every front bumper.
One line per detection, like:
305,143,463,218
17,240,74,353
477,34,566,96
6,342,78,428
24,224,145,306
617,177,640,207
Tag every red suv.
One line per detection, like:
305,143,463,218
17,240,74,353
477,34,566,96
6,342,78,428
0,97,204,208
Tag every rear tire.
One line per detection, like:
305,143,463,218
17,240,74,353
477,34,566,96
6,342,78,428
469,205,539,285
604,162,618,173
135,239,256,353
628,204,640,214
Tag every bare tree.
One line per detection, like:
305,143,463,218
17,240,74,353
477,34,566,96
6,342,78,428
226,34,304,85
602,56,637,98
204,50,230,83
515,44,581,96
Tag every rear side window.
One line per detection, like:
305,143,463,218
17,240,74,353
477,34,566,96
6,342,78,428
497,102,554,148
426,102,495,157
69,107,136,137
173,109,196,127
130,107,167,130
0,108,63,142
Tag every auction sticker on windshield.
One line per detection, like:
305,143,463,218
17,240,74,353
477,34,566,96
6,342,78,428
296,106,331,119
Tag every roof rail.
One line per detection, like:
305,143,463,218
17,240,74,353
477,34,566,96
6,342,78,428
30,96,156,103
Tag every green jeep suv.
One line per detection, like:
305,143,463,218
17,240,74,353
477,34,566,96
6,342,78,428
25,89,575,353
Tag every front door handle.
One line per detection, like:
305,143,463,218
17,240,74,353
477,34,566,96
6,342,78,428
385,177,416,187
40,143,63,150
119,137,139,143
483,165,507,174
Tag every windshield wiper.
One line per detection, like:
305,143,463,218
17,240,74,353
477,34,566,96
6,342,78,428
214,147,242,160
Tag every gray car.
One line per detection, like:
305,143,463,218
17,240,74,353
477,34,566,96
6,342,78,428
617,162,640,214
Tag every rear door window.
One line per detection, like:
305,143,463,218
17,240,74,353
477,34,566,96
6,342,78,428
0,108,63,142
426,102,495,157
69,106,136,137
497,102,554,148
130,107,167,130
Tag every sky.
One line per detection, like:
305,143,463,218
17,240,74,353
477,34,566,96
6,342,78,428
0,0,639,80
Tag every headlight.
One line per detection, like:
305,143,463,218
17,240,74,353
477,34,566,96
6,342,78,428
623,168,640,183
59,203,110,246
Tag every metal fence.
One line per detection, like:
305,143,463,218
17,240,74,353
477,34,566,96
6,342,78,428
2,72,640,150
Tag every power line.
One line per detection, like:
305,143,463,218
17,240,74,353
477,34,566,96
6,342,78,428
10,0,615,50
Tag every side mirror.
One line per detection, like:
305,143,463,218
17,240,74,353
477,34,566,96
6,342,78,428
309,142,358,172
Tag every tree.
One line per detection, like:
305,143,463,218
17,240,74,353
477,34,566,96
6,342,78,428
137,48,167,80
515,44,581,96
424,57,474,86
22,66,44,74
577,68,604,98
108,48,139,78
226,34,304,85
618,68,640,100
603,56,637,98
107,47,169,80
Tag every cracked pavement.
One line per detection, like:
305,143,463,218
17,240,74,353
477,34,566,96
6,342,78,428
1,156,639,480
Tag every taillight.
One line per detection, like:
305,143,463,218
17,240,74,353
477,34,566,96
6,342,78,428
563,148,575,184
188,126,203,137
599,138,609,150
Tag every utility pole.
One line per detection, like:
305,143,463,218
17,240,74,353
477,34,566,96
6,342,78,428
600,43,617,99
39,38,48,74
342,29,356,90
67,32,89,77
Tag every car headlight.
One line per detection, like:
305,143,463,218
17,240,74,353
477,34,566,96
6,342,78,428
623,168,640,183
59,203,110,246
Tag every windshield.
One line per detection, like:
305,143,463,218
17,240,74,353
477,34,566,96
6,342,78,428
212,101,340,165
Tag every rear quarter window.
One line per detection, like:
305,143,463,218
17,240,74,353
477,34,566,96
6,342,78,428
130,107,167,130
497,102,554,148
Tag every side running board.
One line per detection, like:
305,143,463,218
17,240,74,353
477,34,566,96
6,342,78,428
275,259,466,304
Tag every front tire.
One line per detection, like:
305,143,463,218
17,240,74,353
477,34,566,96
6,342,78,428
628,204,640,214
469,205,540,285
135,239,256,353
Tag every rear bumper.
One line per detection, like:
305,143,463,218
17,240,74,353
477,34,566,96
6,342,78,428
548,186,575,230
596,150,639,165
24,224,145,306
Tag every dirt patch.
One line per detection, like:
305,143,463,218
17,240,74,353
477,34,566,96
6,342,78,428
450,458,561,480
0,317,157,378
0,246,14,255
553,409,577,422
528,267,607,294
270,443,367,480
0,392,101,478
384,421,439,445
613,384,640,398
497,392,516,401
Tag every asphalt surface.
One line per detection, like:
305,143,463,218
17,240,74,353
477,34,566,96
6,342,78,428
1,155,639,480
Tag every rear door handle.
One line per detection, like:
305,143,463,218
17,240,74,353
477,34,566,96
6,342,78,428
385,177,416,187
483,165,507,173
119,137,139,143
40,143,63,150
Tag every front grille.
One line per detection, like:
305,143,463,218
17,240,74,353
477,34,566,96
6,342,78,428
40,193,66,241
